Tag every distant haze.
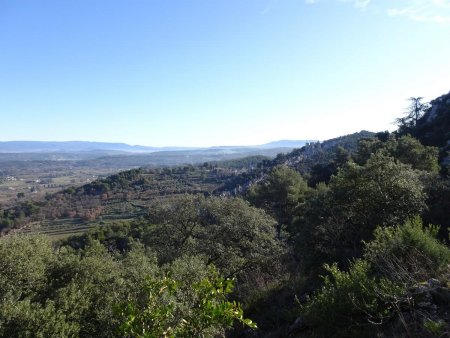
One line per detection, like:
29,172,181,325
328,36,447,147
0,140,316,153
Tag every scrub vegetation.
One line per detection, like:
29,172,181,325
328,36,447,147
1,91,450,337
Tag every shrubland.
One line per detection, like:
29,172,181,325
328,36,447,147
1,92,450,337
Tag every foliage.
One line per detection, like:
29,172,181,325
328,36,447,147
0,235,54,299
355,134,439,172
64,220,147,252
0,92,449,337
394,135,440,172
302,218,450,337
396,97,429,134
0,298,78,338
330,153,426,229
116,267,256,338
293,153,427,269
0,201,40,231
422,175,450,238
0,235,156,337
208,155,268,170
308,146,350,186
301,260,403,337
401,92,450,148
247,165,309,237
290,182,333,271
423,318,446,336
395,92,450,174
0,234,258,337
79,169,144,195
364,217,450,282
145,195,284,278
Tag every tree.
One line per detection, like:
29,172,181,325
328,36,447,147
330,153,426,251
355,134,439,173
0,235,54,300
293,153,427,270
247,165,309,237
308,146,351,186
396,97,429,133
392,135,439,172
0,234,257,337
145,195,284,278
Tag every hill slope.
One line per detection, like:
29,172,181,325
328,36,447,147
408,91,450,169
0,131,375,236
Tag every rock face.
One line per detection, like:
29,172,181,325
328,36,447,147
426,104,440,122
416,92,450,147
400,278,450,337
412,91,450,172
282,130,375,173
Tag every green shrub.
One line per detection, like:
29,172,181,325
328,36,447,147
301,218,450,337
424,318,446,337
116,267,257,338
0,298,78,338
0,235,54,299
364,217,450,283
301,260,403,337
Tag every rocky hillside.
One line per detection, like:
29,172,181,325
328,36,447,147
279,130,375,173
408,92,450,169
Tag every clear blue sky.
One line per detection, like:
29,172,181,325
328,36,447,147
1,0,449,146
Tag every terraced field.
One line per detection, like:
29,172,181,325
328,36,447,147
17,219,98,239
14,193,151,239
4,162,264,239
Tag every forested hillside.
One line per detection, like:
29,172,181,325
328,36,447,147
396,92,450,172
0,132,372,236
0,92,449,337
0,163,264,236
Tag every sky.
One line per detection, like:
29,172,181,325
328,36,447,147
0,0,450,147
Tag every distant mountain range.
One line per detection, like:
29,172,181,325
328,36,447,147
0,140,316,153
0,141,172,153
257,140,316,149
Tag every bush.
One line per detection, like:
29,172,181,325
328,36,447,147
0,235,54,299
301,260,403,337
0,298,78,338
364,217,450,283
116,266,257,338
301,218,450,337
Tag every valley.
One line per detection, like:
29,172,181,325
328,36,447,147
1,91,449,337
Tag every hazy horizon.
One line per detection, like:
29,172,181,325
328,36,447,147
0,138,321,149
1,1,449,146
